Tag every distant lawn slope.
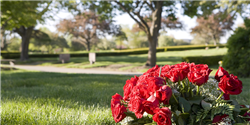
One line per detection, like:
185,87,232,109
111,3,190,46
11,48,228,75
1,69,249,124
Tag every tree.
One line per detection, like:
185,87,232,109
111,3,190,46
57,11,120,51
1,1,53,60
223,19,250,77
191,12,234,45
29,27,69,53
0,25,11,50
115,30,127,50
6,37,21,51
63,0,216,66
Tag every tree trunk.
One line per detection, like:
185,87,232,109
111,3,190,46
145,1,162,67
16,26,34,61
87,40,90,51
0,31,5,50
146,37,157,66
212,35,217,46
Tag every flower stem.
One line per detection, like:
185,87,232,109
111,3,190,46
159,66,162,77
166,79,170,86
178,80,181,87
182,80,185,88
216,92,224,101
172,94,178,104
196,86,200,96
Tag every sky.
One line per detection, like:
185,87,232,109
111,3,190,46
36,7,245,44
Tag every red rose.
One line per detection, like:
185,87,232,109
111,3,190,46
156,85,172,105
188,64,212,86
147,77,165,94
137,74,151,85
163,63,189,82
142,95,160,115
212,114,230,124
153,107,172,125
128,95,145,119
215,67,229,82
223,93,230,100
111,93,127,123
123,76,138,100
218,74,242,95
137,83,150,99
144,65,159,77
130,84,150,99
111,93,123,110
160,65,173,77
112,103,127,123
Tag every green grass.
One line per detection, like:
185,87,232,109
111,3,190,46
1,69,132,124
13,48,228,74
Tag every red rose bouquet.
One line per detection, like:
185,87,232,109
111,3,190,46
111,63,250,125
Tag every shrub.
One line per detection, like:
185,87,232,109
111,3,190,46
1,51,20,59
182,55,224,66
223,19,250,77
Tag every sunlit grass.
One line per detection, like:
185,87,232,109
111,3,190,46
15,48,228,73
1,69,132,124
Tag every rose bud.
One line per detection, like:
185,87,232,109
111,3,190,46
215,67,229,82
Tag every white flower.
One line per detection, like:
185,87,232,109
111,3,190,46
200,78,221,101
218,116,232,125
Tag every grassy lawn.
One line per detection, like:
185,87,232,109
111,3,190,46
13,48,228,74
1,68,249,124
1,69,131,124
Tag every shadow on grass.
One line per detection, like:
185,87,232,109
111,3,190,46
1,70,133,108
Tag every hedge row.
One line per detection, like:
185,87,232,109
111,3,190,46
1,44,226,59
182,55,224,66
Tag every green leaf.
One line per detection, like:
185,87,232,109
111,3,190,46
230,100,241,113
179,113,190,121
179,97,191,113
201,100,212,110
188,96,203,105
178,116,187,125
239,108,250,115
191,104,201,114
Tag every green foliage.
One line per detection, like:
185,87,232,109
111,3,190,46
97,38,116,50
22,27,69,53
6,37,21,51
158,35,191,47
182,55,224,66
1,1,52,29
223,19,250,77
1,51,21,59
158,35,175,47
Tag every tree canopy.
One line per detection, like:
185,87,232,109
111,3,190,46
1,1,53,60
57,11,121,51
191,11,234,45
62,1,200,66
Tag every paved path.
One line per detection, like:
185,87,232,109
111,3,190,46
10,65,143,76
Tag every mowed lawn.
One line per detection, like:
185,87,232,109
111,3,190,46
16,48,228,74
1,69,131,124
1,68,250,124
